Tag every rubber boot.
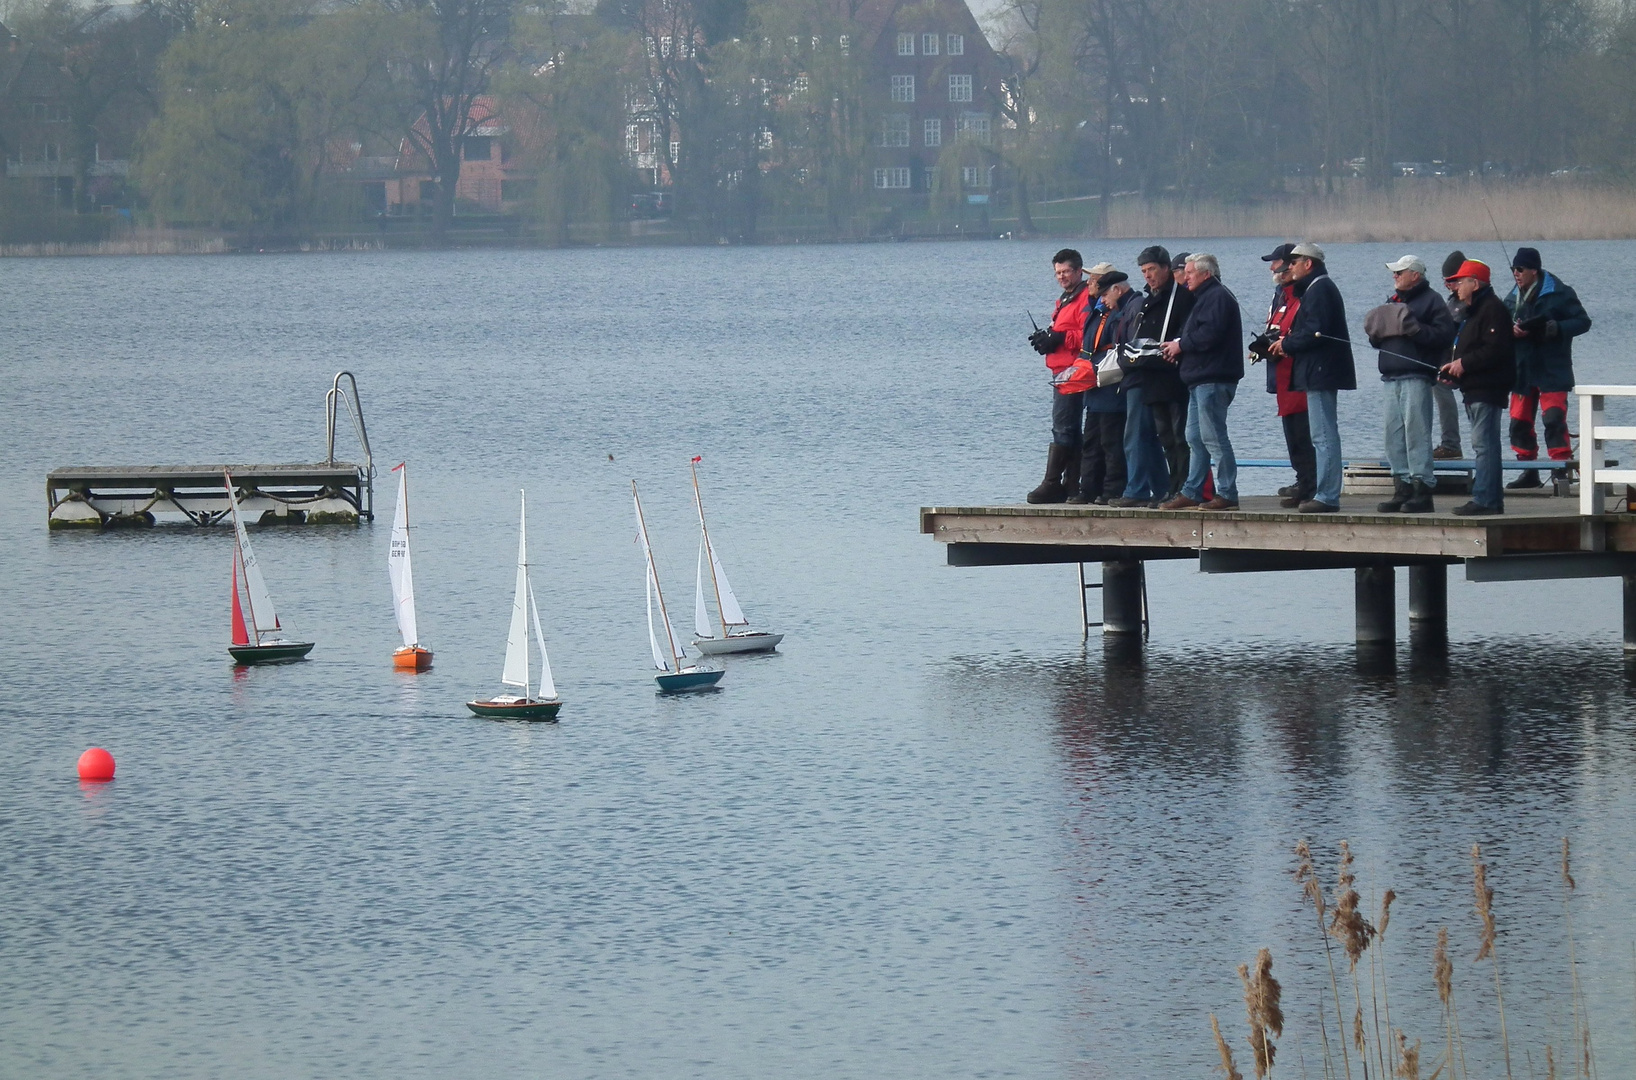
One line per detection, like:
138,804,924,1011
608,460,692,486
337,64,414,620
1062,452,1081,504
1027,444,1071,504
1506,469,1542,490
1401,480,1435,513
1377,479,1412,513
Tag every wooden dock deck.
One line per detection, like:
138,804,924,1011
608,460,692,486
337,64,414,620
48,463,373,528
921,495,1636,646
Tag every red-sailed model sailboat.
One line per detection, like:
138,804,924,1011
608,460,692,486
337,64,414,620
226,470,314,665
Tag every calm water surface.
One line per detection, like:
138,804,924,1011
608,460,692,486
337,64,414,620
3,239,1635,1078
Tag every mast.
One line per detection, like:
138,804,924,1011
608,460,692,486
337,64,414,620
691,457,730,639
633,480,685,671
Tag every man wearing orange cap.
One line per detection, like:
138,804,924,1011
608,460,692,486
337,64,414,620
1439,260,1516,515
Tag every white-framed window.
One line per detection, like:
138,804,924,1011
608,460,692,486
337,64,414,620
839,34,850,54
961,165,989,187
874,167,911,189
757,127,774,149
669,140,680,163
879,114,911,147
948,74,972,102
947,34,964,55
660,35,672,57
897,32,914,55
792,75,809,98
955,113,991,142
922,33,939,55
626,125,641,154
891,75,915,102
924,118,942,146
923,168,936,190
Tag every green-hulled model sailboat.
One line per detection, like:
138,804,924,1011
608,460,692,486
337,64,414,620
467,490,563,721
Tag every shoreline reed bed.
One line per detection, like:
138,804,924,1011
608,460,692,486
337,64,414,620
1214,838,1611,1080
1104,182,1636,242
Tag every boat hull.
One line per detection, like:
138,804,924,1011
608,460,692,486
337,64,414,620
393,645,433,670
467,697,563,721
655,668,725,693
229,640,315,665
693,632,783,655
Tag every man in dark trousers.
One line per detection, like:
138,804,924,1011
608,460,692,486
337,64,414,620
1026,249,1093,503
1272,242,1356,513
1433,250,1468,459
1503,246,1591,488
1109,245,1195,506
1069,270,1140,503
1257,243,1315,507
1159,253,1244,510
1440,260,1516,514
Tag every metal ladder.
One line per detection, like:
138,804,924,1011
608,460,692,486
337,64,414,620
325,371,375,520
1078,561,1150,640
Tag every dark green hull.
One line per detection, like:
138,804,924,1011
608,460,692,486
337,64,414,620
229,641,315,665
467,698,563,721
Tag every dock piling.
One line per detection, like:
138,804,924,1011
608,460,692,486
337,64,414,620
1408,564,1448,626
1625,574,1636,651
1102,560,1146,636
1355,566,1396,644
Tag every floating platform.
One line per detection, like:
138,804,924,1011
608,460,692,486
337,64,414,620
48,463,373,528
47,371,376,531
921,495,1636,648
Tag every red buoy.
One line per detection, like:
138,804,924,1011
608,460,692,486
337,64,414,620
77,747,115,782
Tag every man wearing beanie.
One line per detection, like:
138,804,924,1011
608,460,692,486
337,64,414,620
1272,242,1356,512
1432,250,1468,459
1109,244,1195,506
1441,259,1516,514
1503,246,1591,488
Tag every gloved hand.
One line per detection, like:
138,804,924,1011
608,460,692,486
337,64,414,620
1517,315,1549,340
1028,329,1051,353
1038,330,1066,353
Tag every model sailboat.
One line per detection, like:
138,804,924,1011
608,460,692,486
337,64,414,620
634,480,724,693
387,463,432,670
225,470,314,664
689,457,783,655
467,490,562,720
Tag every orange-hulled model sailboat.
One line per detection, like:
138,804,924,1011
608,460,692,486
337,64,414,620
388,462,432,670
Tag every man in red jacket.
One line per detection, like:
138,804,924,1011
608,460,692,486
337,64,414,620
1027,249,1093,502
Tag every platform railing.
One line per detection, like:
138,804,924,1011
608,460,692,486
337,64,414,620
1577,385,1636,515
325,370,374,520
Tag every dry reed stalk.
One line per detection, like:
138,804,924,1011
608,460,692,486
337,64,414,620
1376,890,1398,1079
1317,994,1337,1080
1559,838,1595,1080
1472,844,1513,1080
1394,1030,1421,1080
1432,927,1467,1080
1332,844,1377,1078
1297,841,1354,1080
1545,1044,1556,1080
1214,1012,1247,1080
1240,948,1285,1079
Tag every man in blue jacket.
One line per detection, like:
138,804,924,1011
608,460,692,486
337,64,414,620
1159,253,1244,510
1504,247,1591,488
1272,242,1357,513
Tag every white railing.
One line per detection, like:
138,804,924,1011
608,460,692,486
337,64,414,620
1577,385,1636,515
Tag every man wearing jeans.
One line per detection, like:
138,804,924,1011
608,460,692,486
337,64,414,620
1273,242,1356,513
1159,253,1244,510
1440,260,1516,515
1364,256,1455,513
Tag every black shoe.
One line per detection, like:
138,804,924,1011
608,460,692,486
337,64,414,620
1506,470,1542,490
1402,480,1435,513
1066,493,1092,504
1377,480,1412,513
1298,500,1340,513
1551,467,1571,482
1108,496,1147,508
1277,483,1299,497
1452,500,1503,516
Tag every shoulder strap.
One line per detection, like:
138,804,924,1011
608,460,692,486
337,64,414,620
1159,283,1178,340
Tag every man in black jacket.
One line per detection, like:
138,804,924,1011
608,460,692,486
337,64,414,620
1159,253,1244,510
1110,245,1196,507
1273,242,1356,513
1439,259,1516,514
1365,255,1456,513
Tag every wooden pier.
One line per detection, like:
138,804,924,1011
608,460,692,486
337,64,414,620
921,496,1636,648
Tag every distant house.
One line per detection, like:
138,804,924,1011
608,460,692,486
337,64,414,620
365,96,539,215
0,22,77,205
854,0,1005,198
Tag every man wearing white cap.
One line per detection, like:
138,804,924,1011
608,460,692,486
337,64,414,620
1271,242,1357,512
1364,256,1456,512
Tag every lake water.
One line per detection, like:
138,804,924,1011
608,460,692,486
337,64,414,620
3,239,1635,1079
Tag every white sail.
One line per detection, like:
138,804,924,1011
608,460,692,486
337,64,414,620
527,580,556,699
634,484,685,670
694,539,714,639
388,466,418,648
645,559,669,671
706,540,748,627
224,473,280,634
500,493,530,694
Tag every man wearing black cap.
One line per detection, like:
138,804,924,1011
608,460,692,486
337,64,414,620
1109,245,1195,506
1256,243,1316,507
1068,270,1140,503
1503,247,1591,488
